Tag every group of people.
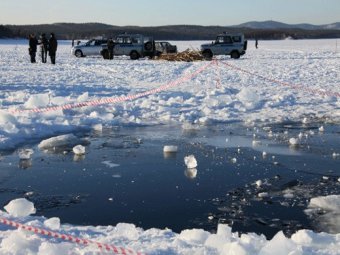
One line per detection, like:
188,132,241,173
29,33,58,64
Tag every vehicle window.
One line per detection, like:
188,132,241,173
89,41,96,46
232,36,241,42
216,36,224,44
124,37,132,44
94,40,102,46
225,36,232,44
116,37,124,43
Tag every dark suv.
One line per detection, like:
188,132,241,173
101,34,155,60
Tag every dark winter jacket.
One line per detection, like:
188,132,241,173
29,36,38,52
49,34,58,53
107,39,115,50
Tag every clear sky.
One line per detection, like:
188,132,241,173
0,0,339,26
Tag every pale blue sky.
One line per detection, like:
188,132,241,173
0,0,339,26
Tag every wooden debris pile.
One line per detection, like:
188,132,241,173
156,49,204,62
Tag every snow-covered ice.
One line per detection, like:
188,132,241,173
0,39,339,254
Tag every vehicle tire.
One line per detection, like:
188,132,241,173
202,50,213,60
231,51,240,59
75,50,83,58
144,42,153,51
130,51,140,60
102,50,109,60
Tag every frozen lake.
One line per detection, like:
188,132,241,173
0,39,339,254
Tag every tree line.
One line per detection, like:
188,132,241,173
1,23,340,40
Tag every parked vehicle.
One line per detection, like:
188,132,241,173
101,34,155,60
71,39,107,57
155,41,178,55
201,33,247,60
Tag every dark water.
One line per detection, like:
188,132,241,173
0,123,339,238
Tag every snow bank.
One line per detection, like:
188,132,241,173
1,201,339,255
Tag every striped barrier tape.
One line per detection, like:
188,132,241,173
9,61,214,114
220,61,340,98
0,217,144,254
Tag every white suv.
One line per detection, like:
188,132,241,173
201,33,247,59
71,39,107,57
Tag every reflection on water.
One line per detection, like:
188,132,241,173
18,159,32,169
184,168,197,179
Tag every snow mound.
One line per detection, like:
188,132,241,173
18,148,34,160
163,145,178,153
4,198,36,217
236,88,262,110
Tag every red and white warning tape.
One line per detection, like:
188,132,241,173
9,61,214,114
7,59,339,115
0,217,145,254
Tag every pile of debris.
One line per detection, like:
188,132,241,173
156,49,204,62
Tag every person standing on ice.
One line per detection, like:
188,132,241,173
48,33,58,64
255,38,259,49
107,38,115,60
39,33,49,63
28,33,38,63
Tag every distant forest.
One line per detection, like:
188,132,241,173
1,23,340,40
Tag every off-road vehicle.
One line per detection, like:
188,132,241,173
201,33,247,60
101,34,155,60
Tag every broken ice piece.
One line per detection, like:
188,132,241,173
289,137,299,146
18,148,34,160
255,180,263,187
163,145,178,153
73,145,85,155
319,126,324,132
184,155,197,169
258,192,269,198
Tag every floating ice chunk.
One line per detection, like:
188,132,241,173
184,155,197,169
72,145,85,155
231,157,237,163
163,145,178,153
289,137,299,146
256,180,263,188
283,193,294,199
318,126,324,132
302,117,308,124
298,132,303,139
38,134,80,150
18,148,34,160
4,198,36,217
44,217,60,230
258,192,269,198
322,176,329,180
262,151,267,158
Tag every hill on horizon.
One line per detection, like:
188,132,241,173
1,20,340,40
